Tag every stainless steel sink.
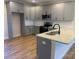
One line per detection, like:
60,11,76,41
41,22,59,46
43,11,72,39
46,31,59,35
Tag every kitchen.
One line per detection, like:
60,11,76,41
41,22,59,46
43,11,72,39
4,0,75,59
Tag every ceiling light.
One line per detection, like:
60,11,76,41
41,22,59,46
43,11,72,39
32,0,36,3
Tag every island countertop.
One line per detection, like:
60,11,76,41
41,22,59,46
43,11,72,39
36,27,75,44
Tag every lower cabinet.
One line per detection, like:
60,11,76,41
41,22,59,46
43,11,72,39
24,26,34,35
24,26,40,35
34,26,40,34
37,37,51,59
37,37,75,59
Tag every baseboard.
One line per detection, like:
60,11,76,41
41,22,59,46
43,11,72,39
13,34,21,38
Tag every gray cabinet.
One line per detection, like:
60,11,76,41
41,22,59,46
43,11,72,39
35,6,42,20
42,5,51,15
24,26,34,35
37,36,74,59
42,5,51,20
24,6,42,20
64,2,75,21
51,3,64,21
34,26,40,34
34,5,52,21
10,2,24,13
24,6,36,20
29,26,34,34
24,26,40,35
24,26,30,35
24,6,30,20
51,2,74,21
30,6,36,20
37,37,51,59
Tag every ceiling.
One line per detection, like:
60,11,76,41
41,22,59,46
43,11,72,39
5,0,75,5
24,0,74,3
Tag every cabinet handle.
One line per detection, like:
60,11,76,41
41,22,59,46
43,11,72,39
63,17,64,20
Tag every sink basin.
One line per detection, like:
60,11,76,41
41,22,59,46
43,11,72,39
46,31,58,35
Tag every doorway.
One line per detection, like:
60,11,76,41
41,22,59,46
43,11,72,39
12,13,24,38
12,13,21,37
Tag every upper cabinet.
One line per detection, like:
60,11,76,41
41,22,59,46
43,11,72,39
30,6,36,20
10,2,24,13
24,5,42,20
24,6,30,20
35,6,42,20
51,3,64,21
24,6,36,20
64,2,75,21
24,2,74,21
42,5,51,20
42,5,51,15
51,2,74,21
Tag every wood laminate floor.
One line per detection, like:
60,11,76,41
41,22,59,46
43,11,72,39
4,35,75,59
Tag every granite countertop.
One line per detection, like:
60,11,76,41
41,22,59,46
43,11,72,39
36,27,75,44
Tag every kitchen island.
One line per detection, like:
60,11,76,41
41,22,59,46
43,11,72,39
36,27,75,59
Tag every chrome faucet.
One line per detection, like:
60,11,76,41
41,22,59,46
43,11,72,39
53,24,60,34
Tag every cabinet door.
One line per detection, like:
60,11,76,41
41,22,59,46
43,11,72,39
10,2,18,12
64,2,75,21
42,6,47,15
37,37,51,59
24,26,34,35
24,6,30,20
24,26,30,35
25,26,33,35
42,5,51,15
29,26,34,34
53,3,64,21
30,6,35,20
10,2,24,13
35,6,42,20
18,4,24,13
34,26,40,34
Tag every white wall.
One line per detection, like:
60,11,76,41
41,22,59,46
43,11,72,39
4,3,9,40
34,20,44,26
53,20,75,30
25,20,34,26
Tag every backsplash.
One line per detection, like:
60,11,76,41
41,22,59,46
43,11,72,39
24,20,34,26
53,20,75,29
24,19,74,29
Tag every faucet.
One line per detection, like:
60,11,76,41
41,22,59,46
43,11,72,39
53,24,60,34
